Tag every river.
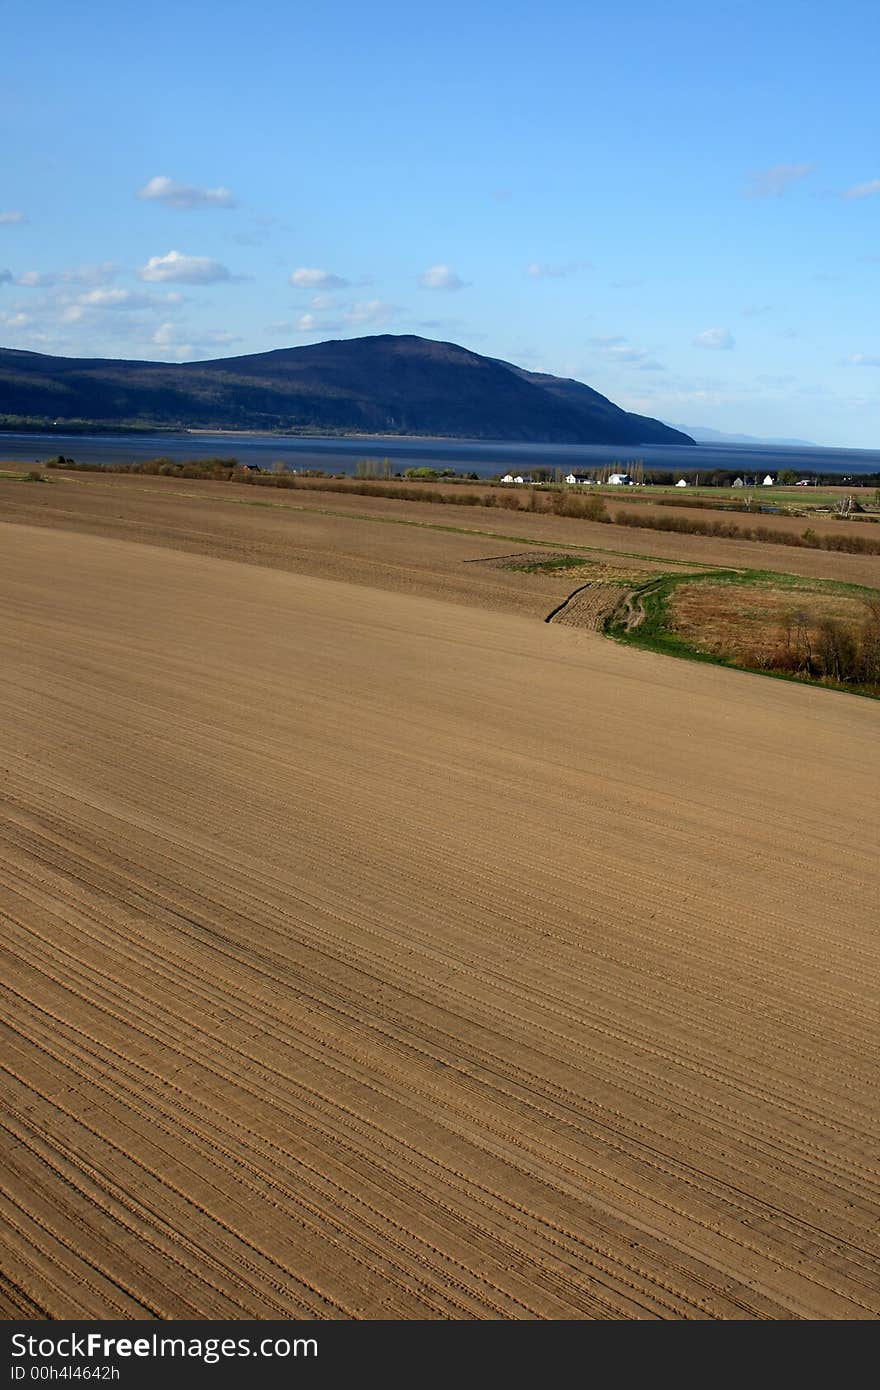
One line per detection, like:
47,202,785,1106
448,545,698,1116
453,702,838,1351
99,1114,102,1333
2,430,879,480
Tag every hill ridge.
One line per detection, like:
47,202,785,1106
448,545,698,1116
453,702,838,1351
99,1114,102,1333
0,333,694,446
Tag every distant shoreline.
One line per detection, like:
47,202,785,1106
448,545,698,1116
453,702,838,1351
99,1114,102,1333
2,427,879,484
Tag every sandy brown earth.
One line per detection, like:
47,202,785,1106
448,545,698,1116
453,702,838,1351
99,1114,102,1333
5,469,880,593
1,490,879,1320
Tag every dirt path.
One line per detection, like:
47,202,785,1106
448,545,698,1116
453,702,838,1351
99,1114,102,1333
1,523,878,1319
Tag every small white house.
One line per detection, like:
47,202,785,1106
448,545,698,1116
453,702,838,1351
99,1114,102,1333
732,476,745,487
675,478,688,487
608,473,631,485
564,472,578,485
501,472,527,484
762,474,775,486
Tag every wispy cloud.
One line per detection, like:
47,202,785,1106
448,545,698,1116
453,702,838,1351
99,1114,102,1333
842,178,880,200
525,260,588,279
75,288,160,311
16,262,118,288
137,176,237,210
741,304,772,317
416,317,467,334
745,164,813,198
847,352,880,366
0,210,26,225
592,338,664,370
150,321,241,359
694,327,734,350
290,295,401,336
289,267,349,289
137,250,235,284
756,373,796,387
343,298,397,327
417,264,467,291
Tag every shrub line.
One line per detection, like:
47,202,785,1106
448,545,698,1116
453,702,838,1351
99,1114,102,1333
44,457,880,556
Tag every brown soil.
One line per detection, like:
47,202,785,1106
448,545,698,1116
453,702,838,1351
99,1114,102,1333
1,481,879,1320
549,585,632,631
5,469,880,590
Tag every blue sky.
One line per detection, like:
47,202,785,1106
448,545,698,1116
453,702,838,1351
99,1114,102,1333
1,0,878,446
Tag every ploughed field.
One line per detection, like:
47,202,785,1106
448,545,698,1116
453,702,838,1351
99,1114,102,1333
1,477,879,1319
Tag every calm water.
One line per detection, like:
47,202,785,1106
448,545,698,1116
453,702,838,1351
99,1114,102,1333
2,430,880,480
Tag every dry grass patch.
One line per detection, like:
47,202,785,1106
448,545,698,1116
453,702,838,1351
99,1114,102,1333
614,571,880,696
669,582,866,664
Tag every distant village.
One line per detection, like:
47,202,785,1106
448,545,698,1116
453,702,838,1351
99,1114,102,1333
499,470,810,488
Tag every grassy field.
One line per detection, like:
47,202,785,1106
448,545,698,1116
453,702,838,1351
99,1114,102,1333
589,485,867,507
605,568,880,698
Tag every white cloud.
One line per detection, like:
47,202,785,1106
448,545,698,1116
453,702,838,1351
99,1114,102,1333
745,164,813,198
0,210,26,225
694,327,734,350
848,353,880,366
137,175,236,210
137,250,234,284
0,310,30,328
418,264,466,291
296,313,319,332
289,267,349,289
843,179,880,200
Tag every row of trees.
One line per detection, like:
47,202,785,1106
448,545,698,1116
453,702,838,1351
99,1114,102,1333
766,602,880,688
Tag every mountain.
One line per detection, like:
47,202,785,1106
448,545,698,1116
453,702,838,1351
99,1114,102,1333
0,334,694,446
666,422,816,447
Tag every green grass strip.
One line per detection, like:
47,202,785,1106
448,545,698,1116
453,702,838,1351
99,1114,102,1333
605,569,880,699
